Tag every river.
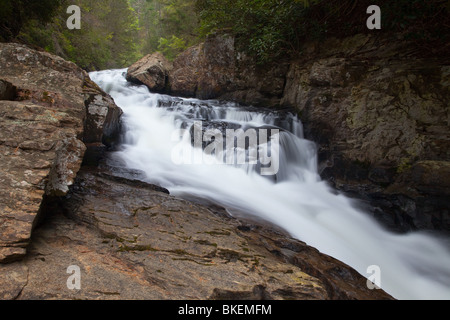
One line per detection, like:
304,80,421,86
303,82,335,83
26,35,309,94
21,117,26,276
91,68,450,300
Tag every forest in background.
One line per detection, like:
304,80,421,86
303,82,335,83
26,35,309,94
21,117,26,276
0,0,198,70
0,0,448,71
196,0,449,63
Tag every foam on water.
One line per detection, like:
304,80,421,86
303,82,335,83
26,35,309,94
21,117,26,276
91,69,450,300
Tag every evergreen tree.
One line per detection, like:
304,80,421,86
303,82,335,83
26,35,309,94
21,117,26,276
17,0,141,70
129,0,199,60
195,0,449,63
0,0,64,41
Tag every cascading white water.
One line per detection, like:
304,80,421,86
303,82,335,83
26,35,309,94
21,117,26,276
91,69,450,300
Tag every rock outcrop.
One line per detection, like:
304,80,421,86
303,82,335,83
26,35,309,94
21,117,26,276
0,161,392,300
130,34,288,108
0,43,122,263
0,42,394,300
126,52,172,93
171,34,288,107
281,34,450,232
130,33,449,233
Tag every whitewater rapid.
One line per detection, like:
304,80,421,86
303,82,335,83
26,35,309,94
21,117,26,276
91,69,450,300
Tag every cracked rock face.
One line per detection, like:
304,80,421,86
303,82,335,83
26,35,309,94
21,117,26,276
126,52,172,93
0,43,122,263
0,166,392,300
281,34,450,232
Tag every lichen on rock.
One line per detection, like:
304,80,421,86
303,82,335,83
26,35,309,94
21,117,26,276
0,43,122,262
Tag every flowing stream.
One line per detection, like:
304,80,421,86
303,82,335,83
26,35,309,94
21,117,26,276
91,69,450,300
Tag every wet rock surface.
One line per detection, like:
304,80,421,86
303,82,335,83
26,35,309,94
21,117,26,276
132,33,449,234
0,42,379,301
0,43,121,262
159,34,288,107
0,161,393,300
280,34,450,233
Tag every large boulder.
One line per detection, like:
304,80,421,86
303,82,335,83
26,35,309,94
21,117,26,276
0,43,122,263
126,52,172,93
170,34,289,107
131,34,289,107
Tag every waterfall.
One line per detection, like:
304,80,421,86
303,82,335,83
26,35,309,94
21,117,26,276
90,68,450,300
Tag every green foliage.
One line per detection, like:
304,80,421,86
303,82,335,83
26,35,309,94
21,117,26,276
17,0,141,71
0,0,64,41
157,35,187,61
8,0,447,71
3,0,201,69
195,0,320,63
195,0,449,64
129,0,199,56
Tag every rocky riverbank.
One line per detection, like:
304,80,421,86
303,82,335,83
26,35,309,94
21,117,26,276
0,161,392,300
0,43,392,300
282,35,450,233
0,43,121,263
128,33,450,233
